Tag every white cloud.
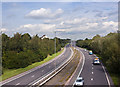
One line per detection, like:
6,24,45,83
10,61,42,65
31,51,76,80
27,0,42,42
65,18,87,24
101,17,108,20
0,28,7,32
102,21,118,27
44,17,63,23
18,24,56,33
86,23,98,28
25,8,63,19
102,21,118,33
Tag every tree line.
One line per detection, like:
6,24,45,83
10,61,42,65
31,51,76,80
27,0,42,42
76,32,120,75
2,33,70,69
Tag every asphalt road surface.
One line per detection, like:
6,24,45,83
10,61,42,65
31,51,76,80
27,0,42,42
77,47,114,86
1,44,72,87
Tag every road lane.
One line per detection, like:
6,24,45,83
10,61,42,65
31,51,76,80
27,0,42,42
78,48,114,86
2,44,72,86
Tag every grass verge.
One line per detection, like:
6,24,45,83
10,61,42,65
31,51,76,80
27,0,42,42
110,74,119,86
0,48,64,81
95,54,119,85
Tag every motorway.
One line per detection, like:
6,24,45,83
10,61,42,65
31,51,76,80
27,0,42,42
1,44,73,87
64,45,114,86
75,47,114,86
1,43,114,87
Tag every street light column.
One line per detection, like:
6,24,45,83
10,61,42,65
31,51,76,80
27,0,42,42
54,31,56,72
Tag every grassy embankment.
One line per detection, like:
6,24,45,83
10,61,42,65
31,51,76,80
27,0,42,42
95,54,120,86
0,48,64,81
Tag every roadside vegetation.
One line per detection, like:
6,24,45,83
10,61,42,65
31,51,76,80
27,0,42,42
1,48,64,80
76,32,120,85
1,33,70,76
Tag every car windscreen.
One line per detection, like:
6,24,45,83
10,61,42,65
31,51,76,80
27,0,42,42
94,60,99,62
76,79,82,82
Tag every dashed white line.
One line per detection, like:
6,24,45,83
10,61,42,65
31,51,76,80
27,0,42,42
16,83,20,85
42,70,44,72
92,67,94,69
91,78,93,81
31,75,35,78
70,67,73,70
92,72,94,74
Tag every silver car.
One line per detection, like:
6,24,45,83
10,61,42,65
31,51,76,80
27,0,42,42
74,77,84,87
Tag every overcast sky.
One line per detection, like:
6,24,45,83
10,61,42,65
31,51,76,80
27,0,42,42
1,1,118,40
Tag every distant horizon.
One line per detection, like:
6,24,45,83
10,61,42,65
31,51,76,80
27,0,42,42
1,31,118,41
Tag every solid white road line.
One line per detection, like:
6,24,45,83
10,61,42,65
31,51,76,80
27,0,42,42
76,48,85,79
29,47,74,86
65,48,82,86
42,70,44,72
37,47,74,86
72,48,85,86
0,47,67,86
16,83,20,85
31,75,35,78
91,78,93,81
101,63,111,87
70,67,73,71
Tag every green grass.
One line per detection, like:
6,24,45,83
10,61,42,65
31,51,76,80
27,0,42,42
110,73,119,86
0,48,64,81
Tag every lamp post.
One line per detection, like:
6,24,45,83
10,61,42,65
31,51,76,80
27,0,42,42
54,29,74,71
54,31,56,72
0,31,2,77
54,29,64,72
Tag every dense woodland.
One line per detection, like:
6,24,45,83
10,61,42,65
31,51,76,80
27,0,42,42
76,32,120,75
1,33,70,69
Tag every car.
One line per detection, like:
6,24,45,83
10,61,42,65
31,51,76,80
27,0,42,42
95,57,99,60
93,58,100,65
74,77,84,87
89,50,93,55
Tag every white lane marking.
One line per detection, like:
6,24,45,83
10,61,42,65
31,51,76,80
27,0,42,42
16,83,20,85
42,70,44,72
92,72,94,74
73,48,85,86
101,63,111,87
0,47,67,86
92,64,93,66
70,67,73,70
92,67,94,69
36,47,74,86
91,78,93,81
31,75,35,78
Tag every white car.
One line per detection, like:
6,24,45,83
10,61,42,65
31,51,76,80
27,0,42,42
74,77,84,87
93,59,100,65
